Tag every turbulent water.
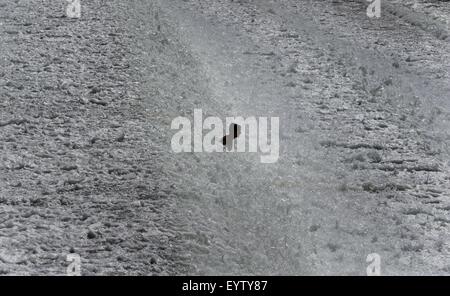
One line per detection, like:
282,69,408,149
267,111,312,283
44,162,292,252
0,0,449,275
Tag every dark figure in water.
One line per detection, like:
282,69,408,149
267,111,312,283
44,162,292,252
222,123,242,151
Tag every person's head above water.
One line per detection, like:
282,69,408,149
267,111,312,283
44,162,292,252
230,123,241,138
222,123,241,148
